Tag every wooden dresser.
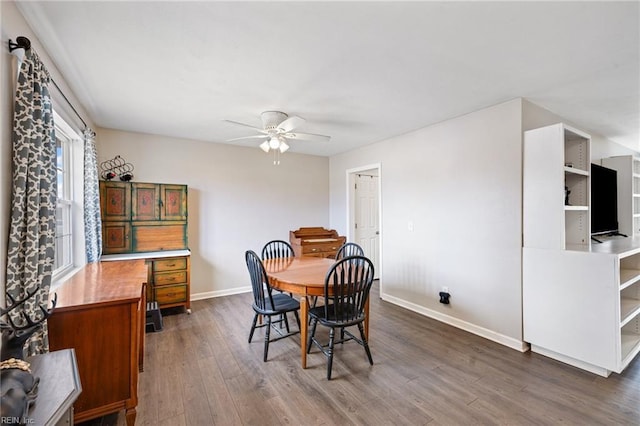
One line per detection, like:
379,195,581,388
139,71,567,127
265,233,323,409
47,260,147,426
99,180,191,314
289,227,346,258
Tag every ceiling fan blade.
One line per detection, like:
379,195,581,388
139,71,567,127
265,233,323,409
223,119,268,134
226,134,270,142
285,132,331,142
277,116,306,133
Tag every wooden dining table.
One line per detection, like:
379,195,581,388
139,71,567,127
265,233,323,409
263,256,370,368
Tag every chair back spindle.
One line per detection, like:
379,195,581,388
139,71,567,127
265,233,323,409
261,240,295,260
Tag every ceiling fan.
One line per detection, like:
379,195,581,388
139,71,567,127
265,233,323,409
223,111,330,164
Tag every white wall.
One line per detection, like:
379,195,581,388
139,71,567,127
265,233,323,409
97,128,329,297
330,99,526,349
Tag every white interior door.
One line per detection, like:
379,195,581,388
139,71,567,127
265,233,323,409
354,174,380,277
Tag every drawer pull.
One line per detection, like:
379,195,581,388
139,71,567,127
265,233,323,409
165,263,176,267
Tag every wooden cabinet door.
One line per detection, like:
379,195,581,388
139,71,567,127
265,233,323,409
102,221,131,254
100,182,131,221
132,183,160,221
160,185,187,221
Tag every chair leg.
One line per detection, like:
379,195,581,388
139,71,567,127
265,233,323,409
248,313,259,343
307,318,318,354
293,310,301,329
357,322,373,365
263,316,273,362
327,327,336,380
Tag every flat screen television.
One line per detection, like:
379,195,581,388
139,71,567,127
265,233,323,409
590,163,619,235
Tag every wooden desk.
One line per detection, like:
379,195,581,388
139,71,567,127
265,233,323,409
263,256,370,368
48,260,147,425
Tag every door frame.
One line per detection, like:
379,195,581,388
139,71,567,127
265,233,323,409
346,163,382,282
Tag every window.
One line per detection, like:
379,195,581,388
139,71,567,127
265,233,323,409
53,126,73,275
52,114,81,279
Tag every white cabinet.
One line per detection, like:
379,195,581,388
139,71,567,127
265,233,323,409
602,155,640,237
523,123,590,250
524,241,640,377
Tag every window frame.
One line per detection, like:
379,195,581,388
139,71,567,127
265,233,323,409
51,111,85,285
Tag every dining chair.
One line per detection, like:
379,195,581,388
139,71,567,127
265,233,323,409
246,250,301,362
335,242,364,260
306,255,375,379
261,240,295,260
309,242,365,309
261,239,296,303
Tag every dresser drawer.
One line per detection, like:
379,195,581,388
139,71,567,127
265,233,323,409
155,284,187,304
154,270,187,286
153,257,187,272
301,242,341,255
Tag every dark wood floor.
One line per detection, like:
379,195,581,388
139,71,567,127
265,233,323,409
80,281,639,425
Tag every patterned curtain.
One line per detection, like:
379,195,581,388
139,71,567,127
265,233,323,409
5,49,57,356
84,128,102,262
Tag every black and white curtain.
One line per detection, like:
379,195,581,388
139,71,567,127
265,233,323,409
5,48,56,356
84,128,102,262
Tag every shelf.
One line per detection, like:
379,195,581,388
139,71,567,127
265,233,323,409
620,268,640,289
621,326,640,361
564,166,589,176
620,298,640,326
564,205,588,211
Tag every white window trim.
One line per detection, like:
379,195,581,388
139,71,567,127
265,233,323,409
51,111,86,289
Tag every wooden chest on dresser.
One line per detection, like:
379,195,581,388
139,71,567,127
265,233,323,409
100,181,188,255
289,227,346,258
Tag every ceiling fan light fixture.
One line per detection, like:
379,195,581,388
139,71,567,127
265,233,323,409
279,140,290,153
259,141,270,153
268,136,280,150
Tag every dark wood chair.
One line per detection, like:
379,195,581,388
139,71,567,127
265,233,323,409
306,255,375,379
246,250,300,362
261,240,295,260
335,242,364,260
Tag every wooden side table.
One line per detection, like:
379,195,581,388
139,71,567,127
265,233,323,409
27,349,82,425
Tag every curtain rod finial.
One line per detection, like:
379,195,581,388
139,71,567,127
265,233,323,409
9,36,31,52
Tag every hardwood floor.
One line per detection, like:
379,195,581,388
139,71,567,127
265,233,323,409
80,281,639,425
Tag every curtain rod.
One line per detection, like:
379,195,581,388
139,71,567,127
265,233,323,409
9,36,88,130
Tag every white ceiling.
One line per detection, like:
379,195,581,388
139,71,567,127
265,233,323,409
16,1,640,156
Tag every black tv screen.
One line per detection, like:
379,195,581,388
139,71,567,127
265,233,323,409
591,163,618,235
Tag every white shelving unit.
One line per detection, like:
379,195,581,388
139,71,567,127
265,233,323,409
523,123,590,250
523,123,640,377
602,155,640,237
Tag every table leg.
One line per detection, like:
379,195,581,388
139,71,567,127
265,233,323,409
300,295,308,369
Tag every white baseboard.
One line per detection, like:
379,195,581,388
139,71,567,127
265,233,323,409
380,292,530,353
191,286,251,301
530,345,610,377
